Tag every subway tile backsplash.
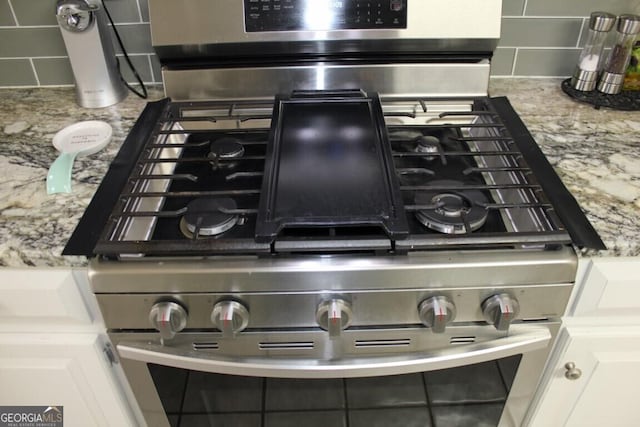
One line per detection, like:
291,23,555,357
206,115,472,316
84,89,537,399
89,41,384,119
496,0,639,77
0,27,67,57
524,0,640,17
500,18,584,48
502,0,526,17
11,0,58,26
0,59,37,86
1,0,639,88
0,0,157,88
0,0,15,26
512,49,582,77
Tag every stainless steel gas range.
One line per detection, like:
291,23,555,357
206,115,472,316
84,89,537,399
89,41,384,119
65,1,605,426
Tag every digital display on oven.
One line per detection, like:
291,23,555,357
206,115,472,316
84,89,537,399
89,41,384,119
244,0,407,32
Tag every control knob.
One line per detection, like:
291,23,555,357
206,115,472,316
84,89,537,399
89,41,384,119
482,293,520,331
316,299,353,339
149,301,188,343
418,296,456,333
211,300,250,337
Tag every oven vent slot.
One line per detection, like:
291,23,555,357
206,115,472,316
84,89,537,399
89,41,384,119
354,339,411,348
259,342,314,350
450,336,476,345
193,342,220,351
522,317,550,322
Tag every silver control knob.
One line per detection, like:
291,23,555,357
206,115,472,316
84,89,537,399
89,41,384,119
482,293,520,331
316,299,353,339
211,300,250,337
149,301,188,343
418,296,456,333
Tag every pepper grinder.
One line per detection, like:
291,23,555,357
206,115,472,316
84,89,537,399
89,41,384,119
571,12,616,91
598,14,640,94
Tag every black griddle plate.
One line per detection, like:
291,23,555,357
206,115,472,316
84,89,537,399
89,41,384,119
255,90,409,243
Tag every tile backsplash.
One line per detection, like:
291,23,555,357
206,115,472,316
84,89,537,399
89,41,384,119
1,0,639,88
0,0,159,87
495,0,640,77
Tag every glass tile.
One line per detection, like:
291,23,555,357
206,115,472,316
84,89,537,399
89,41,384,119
497,355,522,392
431,403,503,427
148,364,188,414
167,414,179,427
349,407,432,427
265,410,345,427
182,372,263,413
178,413,261,427
265,378,345,410
425,360,507,405
346,373,427,408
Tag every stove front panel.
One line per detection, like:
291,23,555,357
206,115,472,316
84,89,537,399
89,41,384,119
97,283,573,331
149,0,501,60
161,63,493,101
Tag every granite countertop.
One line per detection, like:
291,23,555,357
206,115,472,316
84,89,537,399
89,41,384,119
0,79,639,267
490,79,640,257
0,87,165,267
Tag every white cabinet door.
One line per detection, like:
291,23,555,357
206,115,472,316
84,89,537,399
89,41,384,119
0,269,93,331
527,324,640,427
0,333,136,427
569,258,640,317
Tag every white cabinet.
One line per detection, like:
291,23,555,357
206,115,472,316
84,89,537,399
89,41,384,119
0,269,93,331
528,324,640,427
0,333,135,427
569,257,640,317
526,258,640,427
0,268,137,426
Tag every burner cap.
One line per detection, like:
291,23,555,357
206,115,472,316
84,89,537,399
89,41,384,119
180,198,239,238
208,137,245,168
414,135,440,155
414,180,489,234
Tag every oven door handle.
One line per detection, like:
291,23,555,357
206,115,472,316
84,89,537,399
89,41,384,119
116,327,551,378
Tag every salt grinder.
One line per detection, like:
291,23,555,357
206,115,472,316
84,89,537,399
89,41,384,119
571,12,616,92
598,14,640,94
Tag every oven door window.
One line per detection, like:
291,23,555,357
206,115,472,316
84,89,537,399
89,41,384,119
148,355,521,427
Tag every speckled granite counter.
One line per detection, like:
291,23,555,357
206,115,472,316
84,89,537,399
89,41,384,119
490,79,640,257
0,80,638,267
0,88,164,267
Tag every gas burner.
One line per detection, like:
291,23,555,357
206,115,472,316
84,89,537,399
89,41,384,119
390,131,440,159
179,197,239,238
414,135,440,154
414,180,489,234
208,137,245,169
389,130,423,141
414,135,441,161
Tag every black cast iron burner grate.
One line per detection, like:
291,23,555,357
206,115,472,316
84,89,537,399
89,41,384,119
91,95,575,257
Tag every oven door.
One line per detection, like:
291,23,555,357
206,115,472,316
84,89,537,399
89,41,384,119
112,323,558,427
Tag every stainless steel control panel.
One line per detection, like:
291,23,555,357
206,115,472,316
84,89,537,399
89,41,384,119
244,0,407,32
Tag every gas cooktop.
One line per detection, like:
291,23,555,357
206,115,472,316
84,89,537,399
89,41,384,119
64,92,604,258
